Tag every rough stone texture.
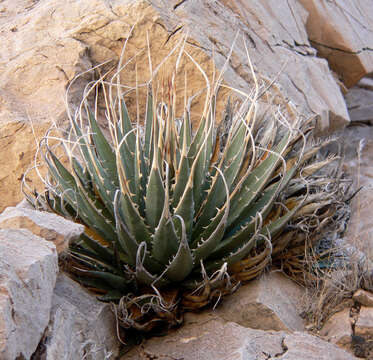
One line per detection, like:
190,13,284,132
4,0,373,210
125,312,356,360
345,75,373,124
0,228,58,360
298,0,373,88
355,307,373,338
320,308,353,349
35,274,120,360
0,121,53,213
353,289,373,308
216,271,305,331
150,0,350,133
0,206,85,253
341,125,373,256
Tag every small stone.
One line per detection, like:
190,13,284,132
355,307,373,338
0,206,85,254
320,308,353,350
215,271,305,331
353,289,373,307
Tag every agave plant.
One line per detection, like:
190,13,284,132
27,41,342,332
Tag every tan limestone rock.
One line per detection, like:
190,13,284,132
0,206,84,253
320,308,353,349
355,307,373,338
216,271,305,331
150,0,350,133
125,312,356,360
0,121,68,213
353,289,373,308
298,0,373,87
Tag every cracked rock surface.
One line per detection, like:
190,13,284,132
124,312,356,360
2,0,373,212
0,228,58,360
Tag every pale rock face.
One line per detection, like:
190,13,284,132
0,228,58,360
125,312,356,360
353,289,373,308
298,0,373,88
150,0,350,133
320,308,353,349
35,274,120,360
0,121,52,213
342,126,373,256
216,271,305,331
0,206,85,253
345,76,373,123
355,307,373,338
3,0,373,211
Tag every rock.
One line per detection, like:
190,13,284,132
0,206,85,253
320,308,353,350
125,312,356,360
6,0,373,210
352,307,373,358
298,0,373,87
151,0,350,133
341,125,373,255
0,228,58,360
216,271,305,331
345,77,373,123
35,274,120,360
353,289,373,307
355,307,373,338
0,121,52,213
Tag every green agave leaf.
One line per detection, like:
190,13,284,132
192,168,230,263
193,121,247,236
179,110,192,153
119,191,152,249
98,290,124,302
134,131,146,215
114,191,139,266
227,133,291,228
152,165,179,264
188,116,206,161
83,270,130,292
135,242,158,285
119,98,136,150
173,173,194,241
163,215,194,282
46,150,117,243
117,131,136,197
71,118,116,215
144,89,154,161
145,160,165,231
86,107,118,186
79,233,115,264
172,154,190,209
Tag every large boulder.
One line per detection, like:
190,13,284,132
125,312,356,360
0,228,58,360
4,0,373,210
34,274,120,360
